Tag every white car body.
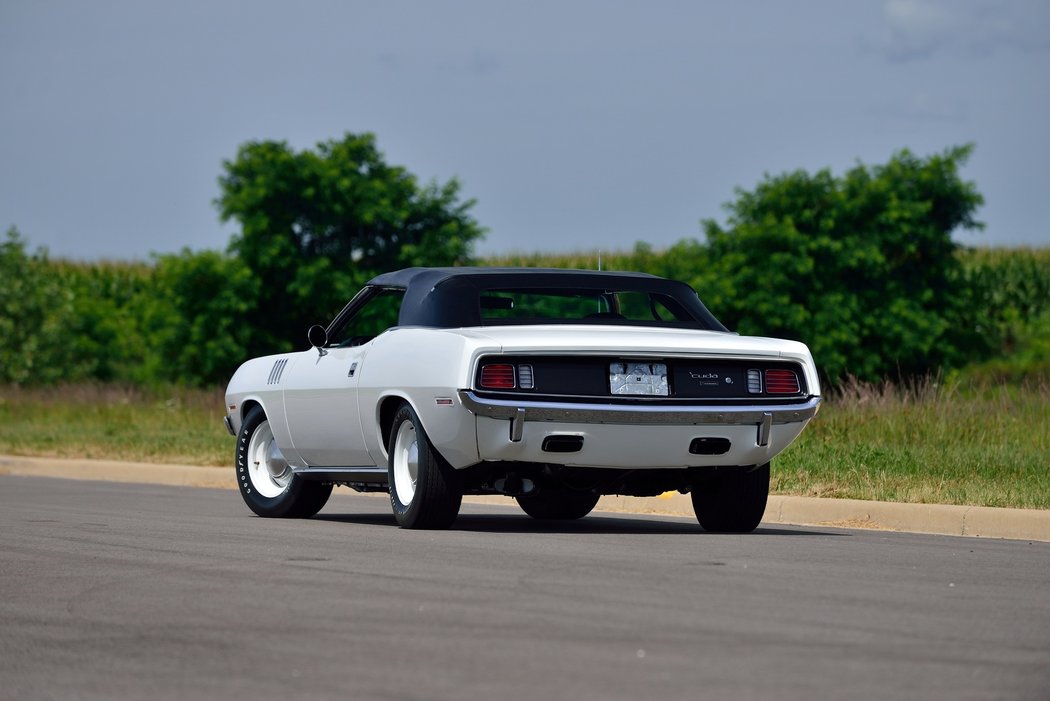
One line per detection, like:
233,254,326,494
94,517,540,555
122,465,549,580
224,267,821,530
226,325,819,472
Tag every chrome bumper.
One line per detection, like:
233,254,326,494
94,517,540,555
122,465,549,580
223,414,236,436
457,391,821,446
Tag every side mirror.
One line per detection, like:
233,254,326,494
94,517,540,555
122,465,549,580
307,324,328,356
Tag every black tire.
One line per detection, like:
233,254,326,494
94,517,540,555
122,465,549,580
690,463,770,533
236,406,332,518
387,403,462,529
516,489,600,520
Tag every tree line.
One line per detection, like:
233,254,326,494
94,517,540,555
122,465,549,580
2,135,1046,387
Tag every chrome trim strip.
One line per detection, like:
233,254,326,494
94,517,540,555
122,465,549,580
458,390,820,427
223,415,236,436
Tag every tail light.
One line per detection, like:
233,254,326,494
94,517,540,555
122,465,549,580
480,364,516,389
765,369,800,394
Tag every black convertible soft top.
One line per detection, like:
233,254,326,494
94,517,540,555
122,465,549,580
364,267,729,332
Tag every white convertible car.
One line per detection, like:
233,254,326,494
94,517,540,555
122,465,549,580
224,267,820,531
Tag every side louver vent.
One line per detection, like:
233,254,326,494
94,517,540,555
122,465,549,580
268,358,289,385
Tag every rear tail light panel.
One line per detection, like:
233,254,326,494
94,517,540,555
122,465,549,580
474,356,807,399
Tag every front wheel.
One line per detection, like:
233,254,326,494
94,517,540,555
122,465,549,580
387,404,462,529
516,490,600,520
236,406,332,518
690,463,770,533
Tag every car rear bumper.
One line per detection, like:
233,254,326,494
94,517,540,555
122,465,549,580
458,391,819,439
457,391,820,469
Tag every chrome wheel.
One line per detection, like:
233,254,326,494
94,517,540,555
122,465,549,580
246,419,291,498
392,420,419,505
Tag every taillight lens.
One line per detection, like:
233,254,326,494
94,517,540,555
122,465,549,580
765,369,800,394
480,364,516,389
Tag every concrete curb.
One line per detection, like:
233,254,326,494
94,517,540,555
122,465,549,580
2,454,1048,542
0,455,236,490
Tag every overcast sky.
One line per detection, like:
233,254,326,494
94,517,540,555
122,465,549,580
2,0,1048,261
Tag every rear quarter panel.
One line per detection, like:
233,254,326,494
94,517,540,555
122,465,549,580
356,328,501,468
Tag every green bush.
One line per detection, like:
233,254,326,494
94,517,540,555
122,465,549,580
135,249,258,385
698,146,984,383
0,228,77,384
952,247,1050,383
52,258,156,383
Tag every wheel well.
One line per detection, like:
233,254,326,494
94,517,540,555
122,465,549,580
378,396,407,452
377,396,458,468
240,399,263,424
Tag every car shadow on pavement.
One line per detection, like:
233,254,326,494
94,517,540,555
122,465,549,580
314,511,845,537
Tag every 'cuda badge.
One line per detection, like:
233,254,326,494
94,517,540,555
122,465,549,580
690,372,719,380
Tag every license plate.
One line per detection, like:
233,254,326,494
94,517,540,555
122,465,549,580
610,362,669,396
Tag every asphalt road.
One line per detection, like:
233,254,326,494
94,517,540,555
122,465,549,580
2,475,1048,701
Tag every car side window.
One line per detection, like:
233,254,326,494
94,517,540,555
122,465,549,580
329,289,405,347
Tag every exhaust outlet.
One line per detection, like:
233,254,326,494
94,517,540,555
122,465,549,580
689,437,731,455
542,435,584,453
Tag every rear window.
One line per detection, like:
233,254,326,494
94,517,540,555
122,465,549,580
478,288,700,327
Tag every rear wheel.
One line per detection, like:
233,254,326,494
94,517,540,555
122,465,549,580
690,463,769,533
516,489,600,520
236,406,332,518
387,403,462,529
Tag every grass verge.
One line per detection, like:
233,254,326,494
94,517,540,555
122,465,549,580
1,379,1047,509
0,384,230,466
773,377,1049,509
